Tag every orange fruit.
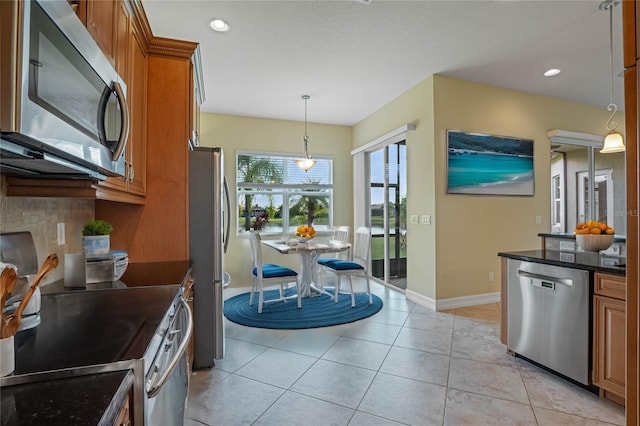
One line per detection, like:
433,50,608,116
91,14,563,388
606,228,615,235
590,228,602,235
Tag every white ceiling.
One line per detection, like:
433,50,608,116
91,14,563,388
141,0,625,127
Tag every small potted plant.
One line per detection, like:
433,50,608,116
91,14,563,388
81,219,113,256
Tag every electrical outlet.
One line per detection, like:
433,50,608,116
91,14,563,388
559,241,575,251
410,215,419,225
489,272,494,282
57,222,65,245
421,215,431,225
535,215,542,225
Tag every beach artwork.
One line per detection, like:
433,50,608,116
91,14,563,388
447,130,534,196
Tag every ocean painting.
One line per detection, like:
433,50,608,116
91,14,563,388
447,131,534,196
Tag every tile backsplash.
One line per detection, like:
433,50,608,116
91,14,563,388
0,177,94,283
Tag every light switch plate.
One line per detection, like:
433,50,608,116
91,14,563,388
410,215,419,225
421,215,431,225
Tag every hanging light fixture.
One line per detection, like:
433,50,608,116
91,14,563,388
599,0,625,154
295,95,316,172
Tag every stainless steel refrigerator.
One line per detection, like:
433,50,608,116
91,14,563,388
189,147,230,368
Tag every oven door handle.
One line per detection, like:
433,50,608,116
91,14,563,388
146,297,193,398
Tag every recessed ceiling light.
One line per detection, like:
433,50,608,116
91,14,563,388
544,68,561,77
209,19,230,32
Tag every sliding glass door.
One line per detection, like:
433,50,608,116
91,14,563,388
369,141,407,289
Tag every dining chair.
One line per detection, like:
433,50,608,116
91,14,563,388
318,226,350,264
317,226,351,289
248,232,301,313
318,226,372,307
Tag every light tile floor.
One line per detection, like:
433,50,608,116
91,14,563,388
185,280,626,425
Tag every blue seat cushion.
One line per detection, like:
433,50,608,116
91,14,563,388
317,257,338,266
323,260,364,271
253,263,298,278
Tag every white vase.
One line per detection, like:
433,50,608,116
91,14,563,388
82,235,110,256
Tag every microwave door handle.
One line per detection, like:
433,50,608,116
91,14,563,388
146,297,193,398
110,81,129,161
223,177,231,254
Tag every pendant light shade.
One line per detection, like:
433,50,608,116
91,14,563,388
601,131,625,153
599,0,625,154
295,95,316,172
295,156,316,172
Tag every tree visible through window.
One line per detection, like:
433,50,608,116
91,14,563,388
236,151,333,234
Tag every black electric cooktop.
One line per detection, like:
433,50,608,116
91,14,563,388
11,286,179,376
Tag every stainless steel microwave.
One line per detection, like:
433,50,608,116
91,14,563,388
0,0,129,180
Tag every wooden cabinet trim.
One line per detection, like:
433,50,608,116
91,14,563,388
148,36,198,60
623,0,637,67
595,272,627,300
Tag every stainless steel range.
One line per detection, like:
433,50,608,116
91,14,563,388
0,274,192,425
1,231,192,424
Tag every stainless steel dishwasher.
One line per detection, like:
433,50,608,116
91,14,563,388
507,259,590,385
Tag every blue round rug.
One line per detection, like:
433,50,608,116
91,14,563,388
224,288,383,329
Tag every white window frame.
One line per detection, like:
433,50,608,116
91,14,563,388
235,150,334,236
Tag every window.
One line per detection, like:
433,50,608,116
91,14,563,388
236,151,333,235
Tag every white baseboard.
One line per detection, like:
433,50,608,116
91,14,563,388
405,289,436,311
405,290,500,312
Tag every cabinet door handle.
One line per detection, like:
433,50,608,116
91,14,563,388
123,161,129,181
129,163,134,183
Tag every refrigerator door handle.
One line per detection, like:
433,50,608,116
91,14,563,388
223,176,231,254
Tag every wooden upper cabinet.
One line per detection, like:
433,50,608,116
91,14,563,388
96,0,147,204
85,0,116,64
114,0,129,78
126,22,147,197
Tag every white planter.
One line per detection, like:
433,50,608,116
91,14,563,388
1,336,14,377
82,235,110,256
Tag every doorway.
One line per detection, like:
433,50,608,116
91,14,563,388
369,141,407,289
577,169,614,225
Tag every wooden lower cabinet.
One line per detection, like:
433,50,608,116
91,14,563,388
114,393,131,426
593,273,626,406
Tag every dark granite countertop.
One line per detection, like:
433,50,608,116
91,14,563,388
0,369,133,425
538,232,627,242
497,249,626,276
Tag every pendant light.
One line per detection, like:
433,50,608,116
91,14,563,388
295,95,316,172
599,0,625,154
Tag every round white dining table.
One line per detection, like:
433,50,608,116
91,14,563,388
261,239,351,298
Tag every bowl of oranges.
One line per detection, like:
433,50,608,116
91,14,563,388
574,221,615,252
295,225,316,243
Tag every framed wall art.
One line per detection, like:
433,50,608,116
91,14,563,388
446,130,534,196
